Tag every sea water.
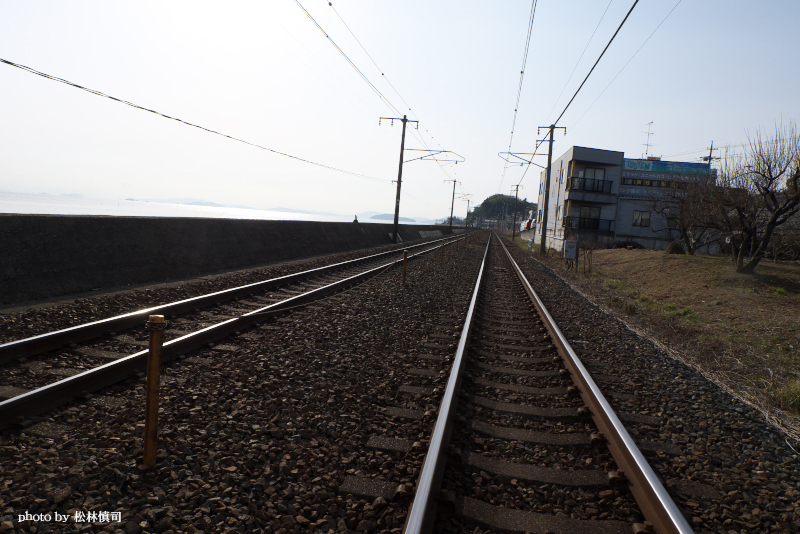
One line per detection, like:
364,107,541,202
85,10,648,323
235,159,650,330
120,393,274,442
0,192,355,222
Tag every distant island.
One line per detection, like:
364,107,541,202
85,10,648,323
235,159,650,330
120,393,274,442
370,213,416,222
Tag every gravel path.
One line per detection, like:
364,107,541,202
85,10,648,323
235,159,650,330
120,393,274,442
505,240,800,533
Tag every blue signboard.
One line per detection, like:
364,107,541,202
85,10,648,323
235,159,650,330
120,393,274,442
623,159,710,175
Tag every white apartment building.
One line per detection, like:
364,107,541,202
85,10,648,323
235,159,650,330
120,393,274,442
535,146,715,252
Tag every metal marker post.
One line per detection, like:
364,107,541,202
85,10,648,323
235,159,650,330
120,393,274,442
402,250,408,287
143,315,166,469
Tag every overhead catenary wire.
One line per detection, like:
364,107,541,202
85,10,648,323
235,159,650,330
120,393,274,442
567,0,683,133
269,17,390,130
497,0,539,193
544,0,614,124
330,13,459,182
554,0,641,125
514,0,641,189
328,2,415,117
293,0,402,118
0,57,391,184
308,2,460,191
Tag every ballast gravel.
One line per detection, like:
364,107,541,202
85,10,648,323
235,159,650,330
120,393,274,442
0,239,485,534
0,240,436,345
505,241,800,534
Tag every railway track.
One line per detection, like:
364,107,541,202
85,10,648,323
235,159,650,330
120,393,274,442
2,231,798,533
389,233,692,533
0,233,472,428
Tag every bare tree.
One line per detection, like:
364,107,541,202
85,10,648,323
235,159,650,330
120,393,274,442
716,121,800,273
649,175,719,255
769,211,800,262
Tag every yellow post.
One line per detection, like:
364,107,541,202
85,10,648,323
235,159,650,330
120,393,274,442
402,250,408,287
143,314,165,469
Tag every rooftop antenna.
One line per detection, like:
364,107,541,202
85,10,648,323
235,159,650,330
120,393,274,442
642,121,654,159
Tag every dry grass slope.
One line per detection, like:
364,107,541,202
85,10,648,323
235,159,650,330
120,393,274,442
510,236,800,441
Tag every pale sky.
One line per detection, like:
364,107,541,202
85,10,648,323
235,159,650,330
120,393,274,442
1,1,798,220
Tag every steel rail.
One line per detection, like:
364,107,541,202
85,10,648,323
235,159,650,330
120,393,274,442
497,236,693,534
0,233,472,365
0,236,469,427
403,233,491,534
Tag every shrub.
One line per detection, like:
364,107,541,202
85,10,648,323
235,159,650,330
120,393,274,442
666,241,686,255
769,286,787,296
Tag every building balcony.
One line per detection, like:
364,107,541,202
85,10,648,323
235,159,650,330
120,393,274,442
570,177,613,193
564,216,615,233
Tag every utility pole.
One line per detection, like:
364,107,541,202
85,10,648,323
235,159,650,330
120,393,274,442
445,179,459,234
702,141,719,168
461,196,472,228
379,117,462,243
538,124,566,254
510,184,522,240
380,115,418,243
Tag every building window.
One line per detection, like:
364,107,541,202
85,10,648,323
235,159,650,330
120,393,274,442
556,206,561,220
633,211,651,227
580,206,600,219
621,178,673,188
584,168,605,180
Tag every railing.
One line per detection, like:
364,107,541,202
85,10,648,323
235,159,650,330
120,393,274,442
570,177,613,193
564,216,615,232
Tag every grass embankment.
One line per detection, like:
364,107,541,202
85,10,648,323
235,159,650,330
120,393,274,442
509,236,800,437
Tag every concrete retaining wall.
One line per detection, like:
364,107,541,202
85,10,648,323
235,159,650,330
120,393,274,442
0,215,449,305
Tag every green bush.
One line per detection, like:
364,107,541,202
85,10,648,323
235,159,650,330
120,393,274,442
769,287,787,296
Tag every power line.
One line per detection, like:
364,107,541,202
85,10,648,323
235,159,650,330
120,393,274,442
554,0,641,125
293,0,402,117
0,57,391,184
498,0,539,193
544,0,614,124
320,2,458,186
509,0,635,190
568,0,683,132
328,2,414,116
269,17,388,128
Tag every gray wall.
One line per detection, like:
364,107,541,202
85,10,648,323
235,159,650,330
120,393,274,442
0,215,449,305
